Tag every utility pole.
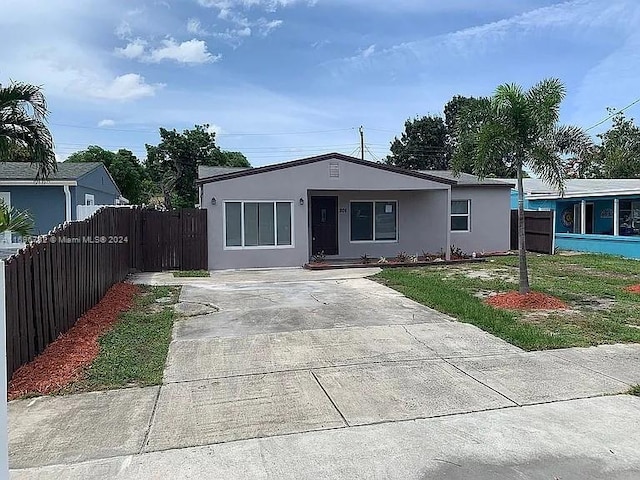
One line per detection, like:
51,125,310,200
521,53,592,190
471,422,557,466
359,126,364,161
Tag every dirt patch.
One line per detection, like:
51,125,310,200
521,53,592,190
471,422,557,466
7,283,140,400
625,284,640,294
573,296,616,311
445,266,518,283
486,291,568,311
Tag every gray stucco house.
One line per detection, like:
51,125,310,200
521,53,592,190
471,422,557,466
0,162,122,238
197,153,513,270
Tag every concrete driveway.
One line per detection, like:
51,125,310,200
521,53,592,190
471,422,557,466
9,268,640,479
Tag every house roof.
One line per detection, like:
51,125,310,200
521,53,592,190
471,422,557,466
420,170,514,188
196,153,458,186
498,178,640,199
0,162,103,181
197,165,250,179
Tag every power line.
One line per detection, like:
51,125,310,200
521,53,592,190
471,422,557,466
585,97,640,131
50,123,357,137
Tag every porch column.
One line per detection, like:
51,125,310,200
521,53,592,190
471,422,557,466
614,198,620,236
581,200,586,235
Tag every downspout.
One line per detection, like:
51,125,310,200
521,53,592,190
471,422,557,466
63,185,72,223
445,187,452,261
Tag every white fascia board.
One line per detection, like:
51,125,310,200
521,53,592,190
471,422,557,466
0,180,77,186
528,189,640,200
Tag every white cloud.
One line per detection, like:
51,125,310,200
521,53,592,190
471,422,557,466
115,20,132,39
206,123,224,134
331,0,640,74
148,38,220,64
98,119,116,127
91,74,163,101
115,38,221,65
187,18,210,36
359,44,375,58
256,18,283,36
115,38,147,59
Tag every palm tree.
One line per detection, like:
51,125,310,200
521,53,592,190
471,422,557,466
0,200,32,239
452,78,592,294
0,81,56,179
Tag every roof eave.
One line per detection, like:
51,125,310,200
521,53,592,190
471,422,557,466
196,153,457,186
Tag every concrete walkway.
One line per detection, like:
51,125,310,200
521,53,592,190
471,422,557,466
9,268,640,479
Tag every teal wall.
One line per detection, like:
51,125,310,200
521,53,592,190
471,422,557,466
556,234,640,259
511,189,640,258
2,185,66,234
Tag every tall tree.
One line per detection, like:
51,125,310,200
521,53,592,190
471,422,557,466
452,78,592,293
579,110,640,179
445,95,518,177
385,115,448,170
0,81,56,178
145,124,251,209
66,146,151,204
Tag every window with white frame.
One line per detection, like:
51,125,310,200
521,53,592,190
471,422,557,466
84,194,95,206
350,201,397,242
451,200,470,231
225,201,293,248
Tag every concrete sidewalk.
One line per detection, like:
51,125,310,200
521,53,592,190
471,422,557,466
9,268,640,479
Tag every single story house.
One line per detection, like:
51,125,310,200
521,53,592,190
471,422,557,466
197,153,514,270
0,162,123,241
506,178,640,258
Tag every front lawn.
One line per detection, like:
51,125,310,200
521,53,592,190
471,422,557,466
67,286,180,392
375,254,640,350
173,270,210,277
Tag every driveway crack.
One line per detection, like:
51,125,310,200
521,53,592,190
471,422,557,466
310,370,350,427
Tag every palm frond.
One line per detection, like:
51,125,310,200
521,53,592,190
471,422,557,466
0,200,33,238
526,78,565,134
0,82,48,120
528,145,566,193
0,81,57,179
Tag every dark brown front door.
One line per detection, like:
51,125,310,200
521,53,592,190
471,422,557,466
311,196,338,256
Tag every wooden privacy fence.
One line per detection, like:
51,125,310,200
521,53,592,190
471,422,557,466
510,210,555,255
4,207,207,379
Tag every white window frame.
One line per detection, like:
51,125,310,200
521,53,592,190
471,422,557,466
349,200,399,243
451,199,471,232
84,194,95,206
223,200,295,250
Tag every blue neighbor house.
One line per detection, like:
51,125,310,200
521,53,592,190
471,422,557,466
0,162,124,242
507,178,640,259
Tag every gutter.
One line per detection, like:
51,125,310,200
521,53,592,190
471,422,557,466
63,185,72,222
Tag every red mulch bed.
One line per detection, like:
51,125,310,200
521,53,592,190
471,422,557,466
625,285,640,294
485,291,568,310
8,282,140,400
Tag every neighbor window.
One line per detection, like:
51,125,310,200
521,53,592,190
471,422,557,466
224,201,293,248
84,194,95,206
451,200,470,231
350,201,397,242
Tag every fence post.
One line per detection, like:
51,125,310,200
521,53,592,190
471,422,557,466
0,260,9,477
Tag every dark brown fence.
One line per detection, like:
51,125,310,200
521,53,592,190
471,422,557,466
4,207,207,379
510,210,555,254
142,209,208,272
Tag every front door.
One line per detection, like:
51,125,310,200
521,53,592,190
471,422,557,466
311,196,338,256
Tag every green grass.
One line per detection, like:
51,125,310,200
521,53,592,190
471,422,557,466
70,286,179,392
173,270,210,277
375,253,640,350
629,385,640,396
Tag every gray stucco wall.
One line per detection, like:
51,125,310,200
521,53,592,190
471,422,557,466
309,190,449,260
0,185,66,234
450,186,511,254
202,157,450,269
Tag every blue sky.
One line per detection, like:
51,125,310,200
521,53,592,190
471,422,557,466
1,0,639,166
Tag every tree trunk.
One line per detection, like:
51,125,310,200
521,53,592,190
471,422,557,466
517,164,530,294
